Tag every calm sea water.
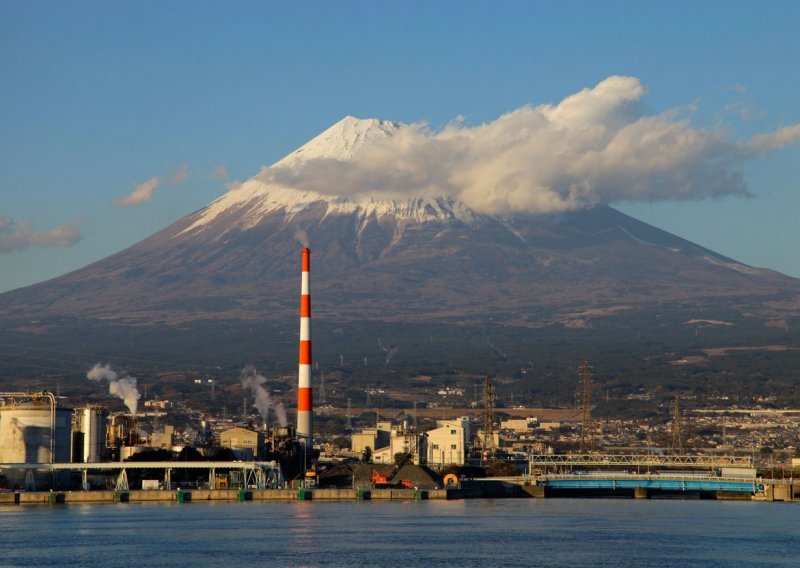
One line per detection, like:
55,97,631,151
1,499,798,567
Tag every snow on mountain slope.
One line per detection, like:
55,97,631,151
175,114,762,277
179,116,481,237
272,115,403,167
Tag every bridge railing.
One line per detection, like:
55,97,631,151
528,454,753,469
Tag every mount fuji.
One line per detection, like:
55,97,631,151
2,116,799,331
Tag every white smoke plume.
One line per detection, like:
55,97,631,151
87,363,139,416
294,228,310,248
239,365,288,427
274,402,288,428
378,338,398,365
259,76,800,215
485,337,508,361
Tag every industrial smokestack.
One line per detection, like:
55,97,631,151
296,247,313,447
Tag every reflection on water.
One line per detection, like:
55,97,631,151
0,500,798,567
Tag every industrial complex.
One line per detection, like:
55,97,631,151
2,248,800,505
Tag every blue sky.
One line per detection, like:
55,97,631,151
1,1,799,293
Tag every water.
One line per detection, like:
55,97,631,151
1,499,798,567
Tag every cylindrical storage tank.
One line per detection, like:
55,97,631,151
0,402,72,463
79,407,108,463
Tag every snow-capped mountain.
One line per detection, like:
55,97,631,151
180,116,480,236
1,116,798,327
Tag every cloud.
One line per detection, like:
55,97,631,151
209,164,228,180
259,76,800,215
225,180,243,192
746,124,800,154
169,165,189,185
723,84,766,123
114,176,162,206
0,217,82,253
114,164,189,206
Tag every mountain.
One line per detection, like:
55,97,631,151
5,115,800,406
1,116,799,329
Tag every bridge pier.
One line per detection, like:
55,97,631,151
633,487,649,499
763,482,795,502
520,484,545,498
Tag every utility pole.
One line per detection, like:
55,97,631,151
671,396,683,453
579,361,593,452
482,376,496,459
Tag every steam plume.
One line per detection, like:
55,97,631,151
486,337,508,361
378,338,398,365
239,365,288,427
294,228,310,248
87,363,139,416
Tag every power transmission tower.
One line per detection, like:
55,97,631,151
579,361,593,451
671,396,683,453
345,398,352,431
482,376,497,458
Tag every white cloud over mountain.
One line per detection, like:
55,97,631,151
260,76,800,215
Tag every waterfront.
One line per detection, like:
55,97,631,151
2,500,798,567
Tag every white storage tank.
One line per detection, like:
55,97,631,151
0,392,72,464
76,406,108,463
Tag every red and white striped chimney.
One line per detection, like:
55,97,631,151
296,247,313,446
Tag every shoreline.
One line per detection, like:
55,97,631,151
1,481,795,505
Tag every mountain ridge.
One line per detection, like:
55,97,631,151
1,116,798,329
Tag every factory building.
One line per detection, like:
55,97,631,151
351,423,391,455
500,417,538,433
220,427,264,460
369,424,427,465
151,426,175,450
426,417,470,467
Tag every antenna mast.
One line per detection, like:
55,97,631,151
482,376,496,458
579,361,593,451
671,396,683,453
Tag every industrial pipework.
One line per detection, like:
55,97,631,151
296,247,313,447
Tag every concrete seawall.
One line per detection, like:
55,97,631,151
0,487,449,505
3,480,792,505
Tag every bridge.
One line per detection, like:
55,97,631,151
537,473,761,494
528,453,754,471
0,461,283,491
499,454,767,498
